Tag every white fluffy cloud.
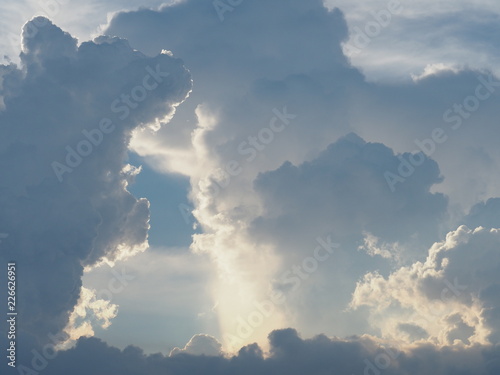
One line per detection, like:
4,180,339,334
170,334,222,357
352,225,500,346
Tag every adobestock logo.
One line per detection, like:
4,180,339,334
343,0,403,56
52,64,170,182
177,106,297,228
8,1,68,51
17,267,135,374
223,235,339,351
213,0,243,22
206,107,297,197
16,330,69,375
359,278,467,375
51,118,116,182
362,344,401,375
384,73,500,192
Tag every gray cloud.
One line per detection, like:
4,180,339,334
0,16,191,349
253,133,446,248
38,328,500,375
464,198,500,229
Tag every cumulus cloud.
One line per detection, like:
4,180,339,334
464,198,500,229
247,133,447,338
0,16,191,350
170,334,222,357
351,225,500,346
0,0,174,66
252,133,446,250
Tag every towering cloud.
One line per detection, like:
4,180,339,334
0,16,192,353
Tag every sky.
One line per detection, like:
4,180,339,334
1,0,500,374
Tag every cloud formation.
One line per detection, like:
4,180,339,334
352,225,500,346
0,16,191,350
101,0,500,351
170,334,222,357
252,133,446,251
2,0,500,373
35,328,500,375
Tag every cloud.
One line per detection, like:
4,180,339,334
0,0,175,66
102,0,368,350
252,133,446,249
32,328,500,375
2,1,500,373
100,0,500,349
351,225,500,346
81,248,215,354
247,133,447,339
464,198,500,229
65,287,119,339
323,0,500,81
0,16,191,349
170,334,222,357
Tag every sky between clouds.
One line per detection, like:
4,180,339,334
1,0,500,374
